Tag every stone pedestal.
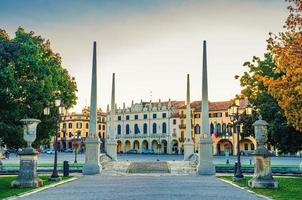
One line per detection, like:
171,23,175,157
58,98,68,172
11,149,43,187
184,139,194,160
248,154,278,188
83,138,101,175
248,116,278,188
106,139,117,161
197,137,215,175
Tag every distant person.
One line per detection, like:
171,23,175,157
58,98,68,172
5,150,9,159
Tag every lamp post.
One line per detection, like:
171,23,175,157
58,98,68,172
228,99,252,181
44,96,66,181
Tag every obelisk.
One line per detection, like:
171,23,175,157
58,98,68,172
83,41,101,175
198,40,215,175
184,74,194,160
106,73,117,161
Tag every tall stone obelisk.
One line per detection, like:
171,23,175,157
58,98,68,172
198,40,215,175
184,74,194,160
106,73,117,161
83,41,101,175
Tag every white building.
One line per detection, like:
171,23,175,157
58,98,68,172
107,99,185,154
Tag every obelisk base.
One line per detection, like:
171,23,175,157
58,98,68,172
11,148,43,187
198,137,215,175
83,138,101,175
184,139,194,160
106,139,117,161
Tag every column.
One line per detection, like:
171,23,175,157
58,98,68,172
198,40,215,175
106,73,117,161
184,74,194,160
83,41,101,175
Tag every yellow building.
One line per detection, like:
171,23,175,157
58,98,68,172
58,106,107,150
178,99,256,156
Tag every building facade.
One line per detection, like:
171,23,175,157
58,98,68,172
111,99,256,155
177,99,256,156
110,100,185,154
58,106,107,150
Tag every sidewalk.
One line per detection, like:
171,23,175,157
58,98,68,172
18,174,265,200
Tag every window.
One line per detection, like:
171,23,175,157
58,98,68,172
118,116,122,121
162,113,167,118
86,132,88,137
143,114,148,119
126,115,130,120
195,124,200,134
244,143,249,151
134,115,138,120
63,123,66,129
210,123,214,134
134,124,140,134
86,123,89,129
173,119,176,125
103,125,105,130
68,123,72,129
222,123,226,134
217,112,222,117
153,114,157,119
217,123,221,134
126,124,130,134
143,123,148,134
162,122,167,133
117,125,121,135
98,124,101,130
194,114,200,118
69,132,72,137
251,143,255,151
152,123,157,134
225,112,228,117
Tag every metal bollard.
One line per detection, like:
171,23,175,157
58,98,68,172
234,162,238,176
63,160,69,177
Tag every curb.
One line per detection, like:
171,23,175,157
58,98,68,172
218,178,272,200
6,176,79,200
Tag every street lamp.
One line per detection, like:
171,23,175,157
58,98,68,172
228,99,252,181
44,98,66,181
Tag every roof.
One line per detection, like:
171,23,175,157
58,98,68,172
179,99,249,111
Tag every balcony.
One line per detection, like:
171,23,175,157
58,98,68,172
179,124,186,129
179,113,186,118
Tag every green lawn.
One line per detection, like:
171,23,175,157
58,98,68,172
219,176,302,200
0,175,71,199
2,163,298,168
215,164,299,168
2,163,84,167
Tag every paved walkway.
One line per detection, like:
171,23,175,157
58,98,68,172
19,175,265,200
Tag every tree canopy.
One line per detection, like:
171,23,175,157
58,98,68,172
264,0,302,132
236,53,302,154
0,27,77,149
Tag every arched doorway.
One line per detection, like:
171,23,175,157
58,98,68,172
133,140,140,151
172,139,179,154
142,140,148,151
161,140,168,154
217,139,233,156
117,140,122,153
125,140,131,152
151,140,158,153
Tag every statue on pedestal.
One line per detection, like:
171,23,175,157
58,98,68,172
248,116,278,188
11,119,43,187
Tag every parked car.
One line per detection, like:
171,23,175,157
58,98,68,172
64,149,73,153
142,149,154,154
126,149,138,154
42,148,50,153
46,150,55,154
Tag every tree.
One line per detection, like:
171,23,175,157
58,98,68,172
265,0,302,132
0,27,77,149
236,53,302,154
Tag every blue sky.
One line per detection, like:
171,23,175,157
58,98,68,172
0,0,288,112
